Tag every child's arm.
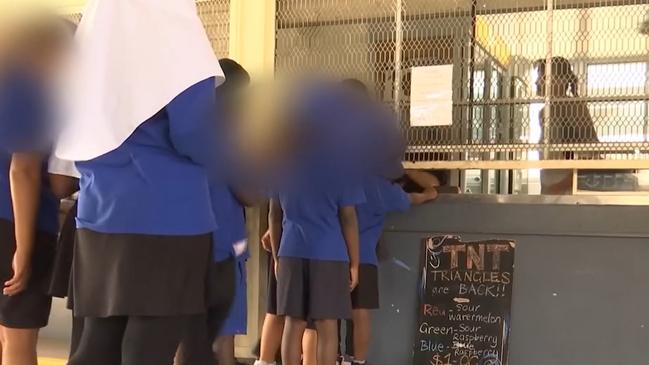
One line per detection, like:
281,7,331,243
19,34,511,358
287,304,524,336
409,187,438,206
49,174,79,200
339,206,360,290
261,229,272,252
405,169,440,189
233,189,262,207
5,153,42,296
268,198,283,267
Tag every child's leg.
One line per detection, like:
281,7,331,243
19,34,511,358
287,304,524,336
349,264,379,364
217,259,248,365
314,319,339,365
1,327,38,365
68,316,127,365
281,317,307,365
215,335,236,365
343,319,353,357
175,314,214,365
259,313,284,363
70,316,85,357
0,326,4,365
121,315,188,365
302,327,318,365
351,309,371,362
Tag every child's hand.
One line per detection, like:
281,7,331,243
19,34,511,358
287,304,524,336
4,251,32,296
349,265,359,291
274,258,279,278
423,187,438,201
261,230,272,252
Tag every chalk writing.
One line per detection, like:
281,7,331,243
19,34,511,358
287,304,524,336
413,236,515,365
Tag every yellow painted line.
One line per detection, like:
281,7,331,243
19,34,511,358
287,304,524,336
39,357,66,365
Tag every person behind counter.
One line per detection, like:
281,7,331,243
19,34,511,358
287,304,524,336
534,57,599,195
55,0,227,364
0,15,74,365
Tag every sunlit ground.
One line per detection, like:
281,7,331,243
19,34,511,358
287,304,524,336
39,358,66,365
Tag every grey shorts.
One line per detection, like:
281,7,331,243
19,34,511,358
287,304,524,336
0,219,55,329
351,264,379,310
277,257,352,321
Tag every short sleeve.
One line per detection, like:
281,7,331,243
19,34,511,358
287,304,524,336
166,77,226,182
0,72,50,153
338,183,366,207
380,181,410,213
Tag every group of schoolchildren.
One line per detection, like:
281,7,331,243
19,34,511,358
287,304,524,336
0,1,439,365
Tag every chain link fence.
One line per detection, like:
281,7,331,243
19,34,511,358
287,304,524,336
276,0,649,167
63,0,230,57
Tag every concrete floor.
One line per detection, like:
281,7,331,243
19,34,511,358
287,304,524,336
38,337,69,364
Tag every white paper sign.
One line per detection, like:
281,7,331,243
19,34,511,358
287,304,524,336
409,65,454,127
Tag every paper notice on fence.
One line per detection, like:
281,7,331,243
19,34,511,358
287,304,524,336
410,64,453,127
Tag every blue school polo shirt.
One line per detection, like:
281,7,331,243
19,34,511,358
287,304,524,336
357,177,410,266
75,77,221,235
210,183,248,262
0,69,59,234
277,175,366,262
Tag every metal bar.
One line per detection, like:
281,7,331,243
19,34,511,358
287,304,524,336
453,95,649,106
393,0,403,111
543,0,554,160
404,159,649,170
406,142,649,153
467,0,478,145
275,0,642,30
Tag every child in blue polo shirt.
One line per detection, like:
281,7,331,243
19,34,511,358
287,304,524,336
0,15,74,365
212,58,255,365
270,177,364,365
267,81,370,365
346,172,437,365
175,58,254,365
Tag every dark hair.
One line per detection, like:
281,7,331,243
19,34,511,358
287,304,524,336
341,78,369,96
219,58,250,91
534,57,579,97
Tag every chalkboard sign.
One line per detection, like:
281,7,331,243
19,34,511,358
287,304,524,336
413,235,516,365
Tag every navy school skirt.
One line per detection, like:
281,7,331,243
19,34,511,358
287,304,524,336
48,201,77,300
0,219,56,328
72,229,213,317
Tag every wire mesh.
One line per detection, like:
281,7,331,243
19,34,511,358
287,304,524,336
197,0,230,58
275,0,649,167
63,0,230,57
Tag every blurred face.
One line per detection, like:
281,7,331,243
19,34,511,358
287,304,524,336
233,82,299,175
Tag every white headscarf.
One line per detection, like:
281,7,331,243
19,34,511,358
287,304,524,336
55,0,225,161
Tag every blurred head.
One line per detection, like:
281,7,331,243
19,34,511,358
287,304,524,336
534,57,578,97
342,79,370,96
233,80,299,176
218,58,250,93
1,14,75,77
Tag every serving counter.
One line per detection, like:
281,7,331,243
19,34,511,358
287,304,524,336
369,194,649,365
